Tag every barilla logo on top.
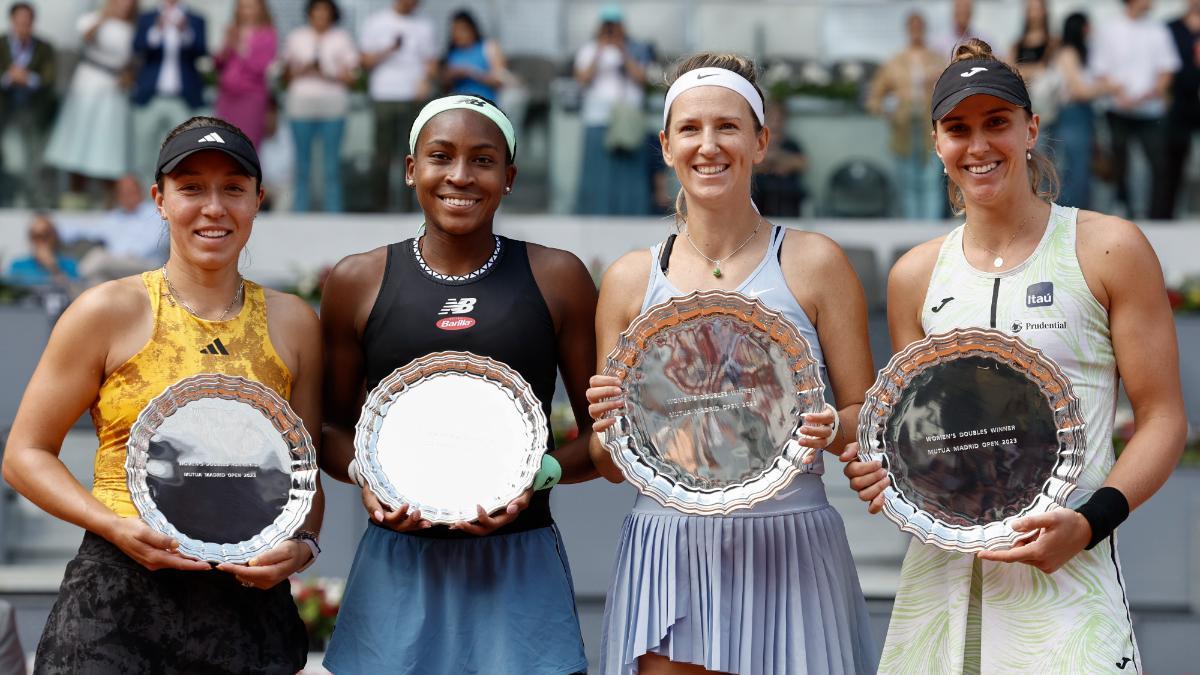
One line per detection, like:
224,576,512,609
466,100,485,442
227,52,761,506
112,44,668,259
1026,282,1054,307
436,316,476,331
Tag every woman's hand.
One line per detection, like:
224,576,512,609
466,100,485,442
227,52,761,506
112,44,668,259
101,516,212,572
218,539,314,590
362,484,432,532
796,405,837,464
449,489,533,536
839,441,890,514
586,375,623,433
975,509,1091,574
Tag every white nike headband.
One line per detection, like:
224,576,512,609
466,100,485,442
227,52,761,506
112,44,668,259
662,67,766,130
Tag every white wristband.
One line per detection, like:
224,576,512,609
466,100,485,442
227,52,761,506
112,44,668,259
347,458,366,488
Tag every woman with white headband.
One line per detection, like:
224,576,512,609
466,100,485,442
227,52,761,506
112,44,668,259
586,53,878,674
318,95,599,674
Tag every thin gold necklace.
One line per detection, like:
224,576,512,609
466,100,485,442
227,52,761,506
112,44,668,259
161,265,244,321
683,218,762,278
965,220,1026,269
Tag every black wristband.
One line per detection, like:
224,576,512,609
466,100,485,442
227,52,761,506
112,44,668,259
1074,486,1129,550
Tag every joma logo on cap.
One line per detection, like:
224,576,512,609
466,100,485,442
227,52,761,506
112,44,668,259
960,67,988,78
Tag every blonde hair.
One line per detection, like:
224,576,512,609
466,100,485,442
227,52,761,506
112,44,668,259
940,39,1059,215
663,52,765,225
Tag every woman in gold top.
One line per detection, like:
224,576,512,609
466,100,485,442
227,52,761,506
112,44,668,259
2,116,323,674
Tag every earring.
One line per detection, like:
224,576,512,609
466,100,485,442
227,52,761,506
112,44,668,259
942,165,947,175
405,178,414,186
1026,151,1032,160
504,186,511,194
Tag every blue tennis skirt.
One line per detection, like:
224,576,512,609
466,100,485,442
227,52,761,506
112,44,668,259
323,522,587,675
600,474,877,675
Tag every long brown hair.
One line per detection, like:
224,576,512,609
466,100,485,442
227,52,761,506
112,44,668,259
939,39,1059,215
663,52,765,225
232,0,274,28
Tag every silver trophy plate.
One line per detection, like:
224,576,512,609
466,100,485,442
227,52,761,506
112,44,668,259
601,290,826,515
858,328,1086,552
126,374,318,563
354,351,547,524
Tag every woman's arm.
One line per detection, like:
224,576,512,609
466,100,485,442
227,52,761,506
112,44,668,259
2,282,211,572
528,245,599,484
482,39,510,89
219,292,326,588
780,231,874,456
585,251,651,483
840,239,941,511
979,214,1186,573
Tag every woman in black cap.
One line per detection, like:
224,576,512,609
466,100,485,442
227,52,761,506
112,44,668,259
841,40,1185,672
2,116,322,673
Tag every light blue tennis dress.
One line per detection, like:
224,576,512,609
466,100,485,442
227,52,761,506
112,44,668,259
600,226,877,674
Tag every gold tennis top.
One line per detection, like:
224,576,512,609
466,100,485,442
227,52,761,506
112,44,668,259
90,269,292,517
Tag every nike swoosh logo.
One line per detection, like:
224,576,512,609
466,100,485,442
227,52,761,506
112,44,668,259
697,73,719,79
746,288,775,297
931,297,954,313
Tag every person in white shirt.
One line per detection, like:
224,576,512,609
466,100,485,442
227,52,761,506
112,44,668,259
932,0,996,62
359,0,436,212
1091,0,1181,218
61,175,166,283
130,0,208,185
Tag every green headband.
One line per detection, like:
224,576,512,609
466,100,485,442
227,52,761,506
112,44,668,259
408,95,517,160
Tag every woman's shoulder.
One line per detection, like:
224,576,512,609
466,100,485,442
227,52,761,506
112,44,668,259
60,275,150,335
325,245,391,296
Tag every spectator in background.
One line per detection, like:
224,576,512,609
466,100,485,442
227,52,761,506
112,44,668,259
1163,0,1200,218
360,0,436,212
573,5,653,215
1092,0,1180,219
1049,12,1110,209
259,96,294,212
283,0,357,212
933,0,995,61
61,174,165,283
440,10,507,101
0,2,56,209
214,0,277,149
867,11,943,220
1011,0,1054,77
131,0,208,183
752,100,808,218
7,213,79,288
44,0,136,210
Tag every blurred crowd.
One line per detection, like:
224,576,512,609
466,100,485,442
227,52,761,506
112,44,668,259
2,0,1200,294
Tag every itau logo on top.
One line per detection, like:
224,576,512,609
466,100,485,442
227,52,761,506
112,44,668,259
1026,282,1053,308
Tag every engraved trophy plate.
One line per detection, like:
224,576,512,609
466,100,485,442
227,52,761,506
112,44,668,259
126,374,318,563
601,290,826,515
858,328,1087,552
355,351,547,524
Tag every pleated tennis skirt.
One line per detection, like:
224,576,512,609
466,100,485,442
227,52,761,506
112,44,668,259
323,522,588,675
600,474,877,675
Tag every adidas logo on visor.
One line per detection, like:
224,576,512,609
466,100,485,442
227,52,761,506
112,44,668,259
198,132,226,144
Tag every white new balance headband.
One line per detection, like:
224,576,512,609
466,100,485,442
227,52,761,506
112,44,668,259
409,95,516,159
662,67,766,130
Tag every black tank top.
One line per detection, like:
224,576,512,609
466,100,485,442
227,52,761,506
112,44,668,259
362,236,558,539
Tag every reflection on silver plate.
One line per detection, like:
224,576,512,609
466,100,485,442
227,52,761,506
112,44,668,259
858,328,1086,552
355,351,547,524
126,374,318,563
601,290,825,515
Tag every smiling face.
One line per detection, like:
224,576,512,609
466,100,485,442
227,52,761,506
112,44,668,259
406,109,515,237
152,151,263,270
660,86,767,209
934,94,1039,207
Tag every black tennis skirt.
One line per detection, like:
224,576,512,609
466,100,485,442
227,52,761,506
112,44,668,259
34,531,307,675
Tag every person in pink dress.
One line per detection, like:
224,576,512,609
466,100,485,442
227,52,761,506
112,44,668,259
214,0,277,148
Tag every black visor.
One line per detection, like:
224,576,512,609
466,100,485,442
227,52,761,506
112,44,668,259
931,58,1031,121
155,126,262,181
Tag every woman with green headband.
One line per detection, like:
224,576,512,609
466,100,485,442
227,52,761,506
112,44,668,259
319,94,598,674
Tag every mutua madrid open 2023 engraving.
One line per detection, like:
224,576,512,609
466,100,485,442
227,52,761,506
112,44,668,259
859,328,1087,552
601,290,826,515
126,374,318,563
